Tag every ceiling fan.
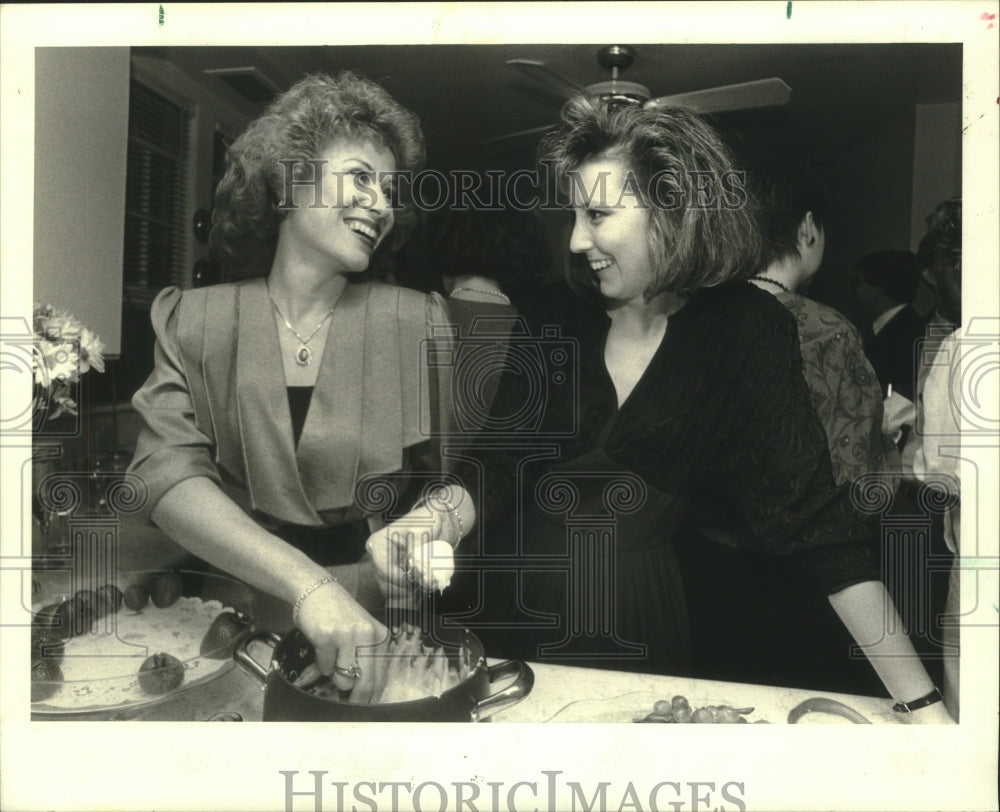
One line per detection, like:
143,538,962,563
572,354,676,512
483,45,791,149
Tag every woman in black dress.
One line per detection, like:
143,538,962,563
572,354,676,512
374,96,952,721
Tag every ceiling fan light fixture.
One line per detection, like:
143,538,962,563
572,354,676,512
585,80,651,105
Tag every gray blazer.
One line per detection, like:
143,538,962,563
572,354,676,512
129,278,452,527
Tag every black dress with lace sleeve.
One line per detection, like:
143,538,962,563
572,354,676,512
454,281,882,691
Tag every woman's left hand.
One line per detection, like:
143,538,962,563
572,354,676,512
367,524,455,597
367,524,424,595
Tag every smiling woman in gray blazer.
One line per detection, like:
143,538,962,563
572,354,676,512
129,72,454,703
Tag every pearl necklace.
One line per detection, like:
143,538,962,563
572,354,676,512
450,287,511,304
266,284,338,366
750,275,790,293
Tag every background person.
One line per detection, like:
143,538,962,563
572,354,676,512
898,198,963,718
746,159,894,487
430,207,550,425
854,248,931,405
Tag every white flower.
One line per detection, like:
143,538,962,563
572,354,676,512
78,326,105,374
31,302,105,424
44,307,83,342
36,339,79,384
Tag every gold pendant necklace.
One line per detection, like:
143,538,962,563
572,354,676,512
266,284,337,366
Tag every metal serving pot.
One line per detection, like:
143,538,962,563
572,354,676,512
234,612,533,722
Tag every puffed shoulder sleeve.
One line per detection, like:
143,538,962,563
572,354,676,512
725,305,880,594
128,286,221,524
423,291,455,441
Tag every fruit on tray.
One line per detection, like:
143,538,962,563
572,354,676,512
633,695,768,724
199,611,251,659
150,572,184,608
31,658,65,702
53,596,92,637
123,584,150,611
31,625,66,663
137,652,186,695
96,584,124,615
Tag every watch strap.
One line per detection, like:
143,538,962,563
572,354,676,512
892,686,944,713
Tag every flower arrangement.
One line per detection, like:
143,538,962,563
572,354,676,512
33,303,105,422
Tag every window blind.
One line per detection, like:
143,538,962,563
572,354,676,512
122,80,192,305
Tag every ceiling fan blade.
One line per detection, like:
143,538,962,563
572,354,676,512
507,59,585,101
480,123,557,149
646,78,791,114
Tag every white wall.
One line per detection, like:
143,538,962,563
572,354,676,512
813,103,961,322
33,48,129,356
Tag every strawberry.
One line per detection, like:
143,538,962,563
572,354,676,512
74,589,100,622
150,572,184,608
54,596,91,637
199,611,251,659
137,652,185,695
31,657,64,702
31,625,66,663
96,583,124,615
123,584,149,611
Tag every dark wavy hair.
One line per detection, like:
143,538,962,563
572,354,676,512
211,71,426,279
916,197,961,275
746,159,827,271
539,96,763,299
853,249,920,303
431,208,550,297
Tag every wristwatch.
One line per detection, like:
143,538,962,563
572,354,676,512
892,686,944,713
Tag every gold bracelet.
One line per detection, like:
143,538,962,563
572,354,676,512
292,575,337,627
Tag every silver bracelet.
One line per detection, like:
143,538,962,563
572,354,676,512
434,489,465,543
291,575,337,627
412,487,465,545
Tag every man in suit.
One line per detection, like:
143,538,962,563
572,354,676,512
854,248,933,403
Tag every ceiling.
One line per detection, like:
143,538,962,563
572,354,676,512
138,42,962,171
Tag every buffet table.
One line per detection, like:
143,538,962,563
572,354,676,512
29,556,900,724
35,645,900,724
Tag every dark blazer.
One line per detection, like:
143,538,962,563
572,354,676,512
864,304,933,401
129,278,452,527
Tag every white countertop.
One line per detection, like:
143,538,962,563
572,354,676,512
485,659,900,724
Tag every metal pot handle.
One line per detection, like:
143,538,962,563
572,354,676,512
233,630,282,687
471,660,534,722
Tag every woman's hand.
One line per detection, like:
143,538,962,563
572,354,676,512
367,523,429,597
367,486,473,596
295,579,391,703
882,391,916,441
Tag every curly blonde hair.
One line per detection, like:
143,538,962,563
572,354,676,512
211,71,425,279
